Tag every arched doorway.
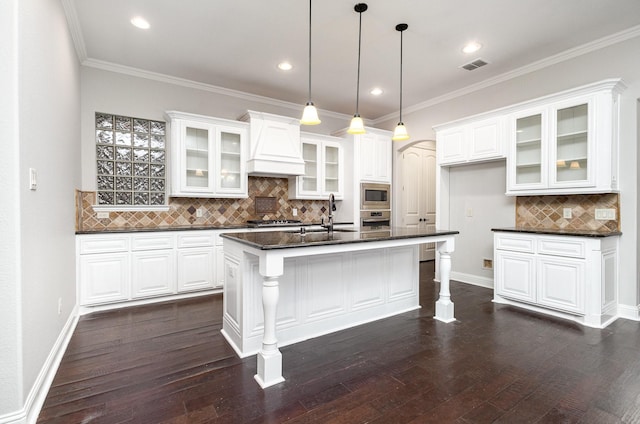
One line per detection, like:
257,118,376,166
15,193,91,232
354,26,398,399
395,140,436,261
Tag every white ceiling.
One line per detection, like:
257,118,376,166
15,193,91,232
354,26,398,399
67,0,640,121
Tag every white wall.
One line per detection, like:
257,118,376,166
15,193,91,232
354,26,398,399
0,0,22,416
0,0,81,420
80,67,352,191
448,161,515,287
387,36,640,311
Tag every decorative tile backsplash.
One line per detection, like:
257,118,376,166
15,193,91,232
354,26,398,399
77,177,331,231
515,193,619,231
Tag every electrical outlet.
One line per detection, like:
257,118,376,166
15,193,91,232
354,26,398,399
292,208,298,217
196,208,204,218
97,212,109,219
563,208,572,219
465,208,473,217
595,209,616,220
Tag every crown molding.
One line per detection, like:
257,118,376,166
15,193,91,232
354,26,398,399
82,59,351,122
372,24,640,124
60,0,87,62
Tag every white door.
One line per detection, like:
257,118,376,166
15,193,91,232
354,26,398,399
399,144,437,261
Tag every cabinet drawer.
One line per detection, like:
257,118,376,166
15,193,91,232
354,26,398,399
132,234,175,251
538,238,585,258
79,236,129,254
177,232,215,248
495,234,535,253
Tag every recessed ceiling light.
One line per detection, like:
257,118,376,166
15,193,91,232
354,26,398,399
462,41,482,54
130,16,150,29
277,62,293,71
370,88,383,96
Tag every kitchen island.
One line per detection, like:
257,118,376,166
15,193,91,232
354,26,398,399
221,226,458,388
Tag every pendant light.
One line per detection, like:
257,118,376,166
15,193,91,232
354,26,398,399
347,3,368,135
300,0,321,125
392,23,410,141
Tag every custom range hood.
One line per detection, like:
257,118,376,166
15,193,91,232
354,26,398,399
241,110,305,177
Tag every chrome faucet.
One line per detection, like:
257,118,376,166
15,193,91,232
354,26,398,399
322,193,336,233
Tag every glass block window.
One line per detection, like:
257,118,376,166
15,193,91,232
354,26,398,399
95,112,166,206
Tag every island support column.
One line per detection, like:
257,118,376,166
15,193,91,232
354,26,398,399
435,238,455,323
255,251,286,388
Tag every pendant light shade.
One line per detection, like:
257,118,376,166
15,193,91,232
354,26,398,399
392,23,409,141
300,0,321,125
347,3,368,135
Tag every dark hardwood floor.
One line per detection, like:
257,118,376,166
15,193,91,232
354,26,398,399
38,261,640,423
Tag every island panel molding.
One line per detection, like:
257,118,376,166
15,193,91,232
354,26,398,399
220,227,458,388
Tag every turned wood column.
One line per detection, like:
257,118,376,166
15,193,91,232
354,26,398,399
254,252,285,388
435,238,455,323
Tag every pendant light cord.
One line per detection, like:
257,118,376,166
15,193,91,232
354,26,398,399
355,8,363,114
307,0,312,102
399,27,403,122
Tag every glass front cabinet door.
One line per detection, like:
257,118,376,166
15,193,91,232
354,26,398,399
182,121,214,194
289,134,343,200
506,80,622,195
510,108,547,191
551,99,592,188
216,126,247,195
167,111,248,198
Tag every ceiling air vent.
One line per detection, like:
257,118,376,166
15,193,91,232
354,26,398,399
461,58,489,71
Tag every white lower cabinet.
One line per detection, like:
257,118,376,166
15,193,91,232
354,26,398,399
78,231,223,310
493,231,618,328
132,250,176,298
537,256,584,314
79,252,130,305
176,232,216,292
495,252,536,304
177,249,215,292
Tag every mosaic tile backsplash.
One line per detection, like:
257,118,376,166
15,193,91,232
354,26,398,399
77,177,331,231
515,193,619,232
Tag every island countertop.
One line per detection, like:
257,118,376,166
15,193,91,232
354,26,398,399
221,227,459,250
492,227,621,238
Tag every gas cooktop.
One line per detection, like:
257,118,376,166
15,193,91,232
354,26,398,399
246,219,302,228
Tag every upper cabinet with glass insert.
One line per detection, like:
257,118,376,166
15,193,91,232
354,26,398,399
289,133,344,200
166,111,248,198
506,79,625,195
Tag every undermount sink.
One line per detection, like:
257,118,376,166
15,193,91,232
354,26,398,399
288,228,357,234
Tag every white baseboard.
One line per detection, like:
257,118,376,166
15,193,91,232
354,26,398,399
450,271,494,289
618,304,640,321
0,305,80,424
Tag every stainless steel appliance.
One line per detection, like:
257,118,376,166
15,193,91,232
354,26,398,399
360,183,391,210
360,210,391,228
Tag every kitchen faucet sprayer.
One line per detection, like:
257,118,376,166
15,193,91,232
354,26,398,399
323,193,336,233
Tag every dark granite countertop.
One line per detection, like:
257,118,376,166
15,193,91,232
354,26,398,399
75,222,354,235
221,227,459,250
492,227,621,238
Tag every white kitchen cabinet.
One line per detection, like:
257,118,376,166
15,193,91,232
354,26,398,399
176,232,216,292
77,231,220,311
166,111,248,198
495,251,536,304
493,230,619,328
132,250,176,298
506,80,624,195
79,253,130,305
435,116,505,166
130,233,176,298
358,129,392,183
289,133,344,199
